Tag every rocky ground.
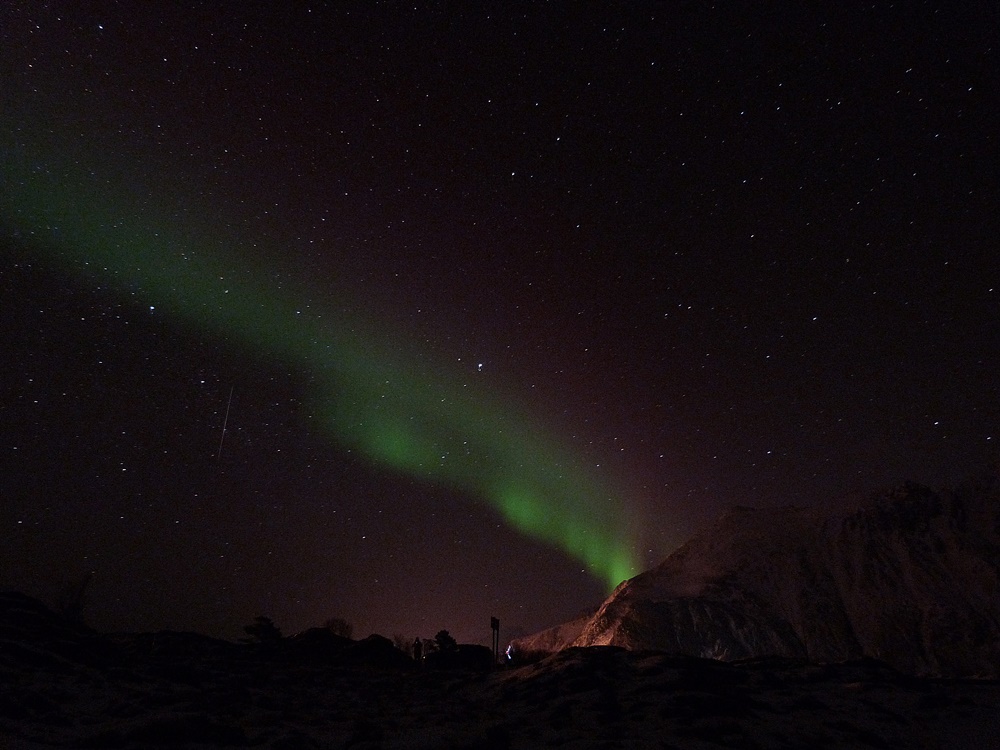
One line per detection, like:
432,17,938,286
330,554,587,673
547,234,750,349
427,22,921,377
3,592,1000,749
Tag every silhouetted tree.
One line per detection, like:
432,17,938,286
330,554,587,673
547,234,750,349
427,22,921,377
243,615,283,644
325,617,353,639
435,629,458,653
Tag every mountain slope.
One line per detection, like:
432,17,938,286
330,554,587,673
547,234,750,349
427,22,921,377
512,480,1000,677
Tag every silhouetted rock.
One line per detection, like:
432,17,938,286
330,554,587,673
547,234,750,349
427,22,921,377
116,629,242,663
285,626,353,661
343,633,414,670
0,590,119,672
425,642,494,671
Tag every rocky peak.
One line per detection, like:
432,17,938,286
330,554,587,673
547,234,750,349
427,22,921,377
512,480,1000,677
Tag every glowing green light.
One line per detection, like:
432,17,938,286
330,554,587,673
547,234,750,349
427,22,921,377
1,142,641,590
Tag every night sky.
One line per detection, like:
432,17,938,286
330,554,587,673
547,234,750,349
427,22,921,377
2,2,998,646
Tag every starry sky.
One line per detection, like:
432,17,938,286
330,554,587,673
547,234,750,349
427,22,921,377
2,2,998,645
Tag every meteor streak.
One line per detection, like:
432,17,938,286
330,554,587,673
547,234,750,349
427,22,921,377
216,386,233,462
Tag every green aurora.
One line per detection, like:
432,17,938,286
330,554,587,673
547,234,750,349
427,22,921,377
1,146,641,590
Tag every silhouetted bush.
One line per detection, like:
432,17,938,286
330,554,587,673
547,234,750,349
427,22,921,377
243,616,282,644
325,617,353,639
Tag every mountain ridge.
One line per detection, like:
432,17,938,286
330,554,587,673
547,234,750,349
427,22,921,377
511,478,1000,677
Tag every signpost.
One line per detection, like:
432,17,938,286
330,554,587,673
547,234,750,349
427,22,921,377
490,617,500,666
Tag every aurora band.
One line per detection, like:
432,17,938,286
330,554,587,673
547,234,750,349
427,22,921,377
1,144,640,590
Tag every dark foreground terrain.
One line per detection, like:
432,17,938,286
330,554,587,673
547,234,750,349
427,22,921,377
2,592,999,750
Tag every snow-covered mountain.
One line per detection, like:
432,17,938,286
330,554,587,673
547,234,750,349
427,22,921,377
512,479,1000,677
